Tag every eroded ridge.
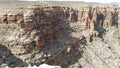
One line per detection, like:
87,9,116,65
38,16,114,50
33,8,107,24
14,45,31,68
0,5,120,68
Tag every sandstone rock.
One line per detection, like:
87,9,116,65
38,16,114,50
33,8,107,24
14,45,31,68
42,28,54,35
69,10,78,22
16,13,24,20
44,35,55,43
0,5,120,68
31,30,41,38
24,21,36,30
7,13,17,22
17,18,25,28
34,36,45,50
2,14,8,23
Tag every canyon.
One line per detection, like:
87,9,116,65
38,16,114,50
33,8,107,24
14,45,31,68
0,2,120,68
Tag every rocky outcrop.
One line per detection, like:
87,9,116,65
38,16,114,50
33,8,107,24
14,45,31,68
0,44,27,67
77,6,120,29
0,4,120,68
0,6,79,54
0,5,120,53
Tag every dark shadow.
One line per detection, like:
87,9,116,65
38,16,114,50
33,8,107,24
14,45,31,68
95,13,106,38
29,19,84,68
0,44,27,67
97,13,105,27
95,11,119,38
94,23,106,38
111,10,119,27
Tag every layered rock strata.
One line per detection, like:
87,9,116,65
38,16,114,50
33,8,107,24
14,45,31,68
0,5,120,54
0,5,120,67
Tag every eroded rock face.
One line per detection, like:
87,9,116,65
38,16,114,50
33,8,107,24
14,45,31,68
0,5,120,54
78,6,120,30
0,5,120,67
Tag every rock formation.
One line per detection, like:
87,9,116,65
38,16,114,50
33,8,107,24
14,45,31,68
0,4,120,68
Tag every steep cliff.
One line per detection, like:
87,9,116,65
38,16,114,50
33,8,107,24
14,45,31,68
0,4,120,68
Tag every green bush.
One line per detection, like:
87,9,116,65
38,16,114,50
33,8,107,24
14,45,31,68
9,64,15,68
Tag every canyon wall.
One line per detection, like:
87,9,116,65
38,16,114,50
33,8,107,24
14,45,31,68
0,5,120,54
0,4,120,68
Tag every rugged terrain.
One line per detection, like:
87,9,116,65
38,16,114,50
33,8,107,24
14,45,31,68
0,1,120,68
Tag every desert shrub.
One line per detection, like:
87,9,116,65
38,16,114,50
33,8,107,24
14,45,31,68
9,64,15,68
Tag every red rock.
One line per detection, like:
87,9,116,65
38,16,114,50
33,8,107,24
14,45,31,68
2,14,8,23
7,14,17,22
17,13,24,20
24,21,36,29
43,35,55,42
34,36,45,50
42,28,54,35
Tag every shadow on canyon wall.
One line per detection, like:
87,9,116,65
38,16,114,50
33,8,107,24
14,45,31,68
0,5,119,68
95,11,119,37
0,44,27,67
36,8,119,68
30,19,85,68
